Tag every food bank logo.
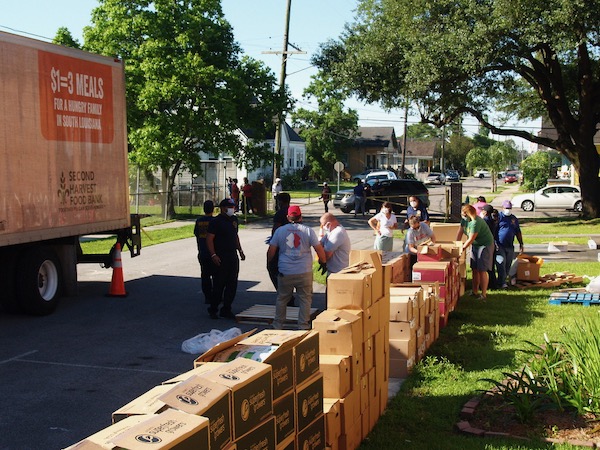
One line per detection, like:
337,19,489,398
135,434,161,444
57,172,69,205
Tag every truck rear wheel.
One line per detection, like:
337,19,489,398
17,247,61,315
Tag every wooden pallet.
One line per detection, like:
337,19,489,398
514,272,584,290
235,304,320,327
549,291,600,306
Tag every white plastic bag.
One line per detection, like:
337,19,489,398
586,276,600,294
181,327,242,354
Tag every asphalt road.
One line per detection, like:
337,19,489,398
1,178,596,449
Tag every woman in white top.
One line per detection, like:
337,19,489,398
368,201,398,251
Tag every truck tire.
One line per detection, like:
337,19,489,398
17,247,61,315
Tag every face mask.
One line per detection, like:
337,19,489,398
410,201,418,208
461,214,469,221
226,208,235,216
479,211,487,218
382,208,390,214
323,224,331,234
503,209,512,216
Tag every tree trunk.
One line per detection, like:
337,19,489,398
573,143,600,218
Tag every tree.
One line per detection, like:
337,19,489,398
316,0,600,217
445,134,474,175
292,73,359,180
406,123,441,141
83,0,286,218
466,141,518,191
53,27,81,49
521,151,561,191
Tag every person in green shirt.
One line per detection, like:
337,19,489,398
458,204,494,300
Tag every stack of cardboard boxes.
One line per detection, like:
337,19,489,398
315,250,390,450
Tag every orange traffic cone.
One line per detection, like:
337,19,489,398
108,243,128,297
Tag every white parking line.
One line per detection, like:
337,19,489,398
0,350,39,365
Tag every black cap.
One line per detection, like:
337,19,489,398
482,204,494,214
219,198,235,208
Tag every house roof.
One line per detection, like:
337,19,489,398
241,122,304,142
403,139,440,158
355,127,397,148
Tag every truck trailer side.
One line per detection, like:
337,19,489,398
0,31,140,315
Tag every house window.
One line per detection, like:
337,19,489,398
296,153,304,168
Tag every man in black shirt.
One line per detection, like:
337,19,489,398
193,200,215,304
206,198,245,319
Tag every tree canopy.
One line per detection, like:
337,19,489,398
82,0,286,217
315,0,600,217
293,73,359,180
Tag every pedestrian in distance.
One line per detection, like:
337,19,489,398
272,177,282,211
353,179,365,217
241,177,254,214
319,182,332,213
405,215,436,269
193,200,215,305
230,178,240,211
457,204,495,300
267,205,326,330
205,198,246,320
319,212,351,276
266,193,295,307
363,182,372,214
368,201,398,251
495,200,524,288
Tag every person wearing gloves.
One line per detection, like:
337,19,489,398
405,215,436,269
458,203,495,300
206,198,245,319
267,205,326,330
496,200,524,288
318,212,351,276
368,201,398,251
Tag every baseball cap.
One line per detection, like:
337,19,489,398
323,181,327,185
287,205,302,217
219,198,235,208
502,200,513,209
482,204,494,214
275,178,281,182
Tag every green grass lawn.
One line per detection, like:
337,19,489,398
361,260,597,450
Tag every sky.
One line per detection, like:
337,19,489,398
1,0,539,149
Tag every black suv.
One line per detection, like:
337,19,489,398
369,179,429,214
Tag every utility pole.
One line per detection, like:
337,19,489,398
400,102,408,178
272,0,292,182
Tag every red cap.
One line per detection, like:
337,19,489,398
287,205,302,217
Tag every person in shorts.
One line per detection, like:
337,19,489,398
460,204,494,300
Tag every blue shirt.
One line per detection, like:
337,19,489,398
353,184,364,198
496,212,521,247
270,222,319,275
406,204,429,222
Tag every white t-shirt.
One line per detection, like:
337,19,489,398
374,212,397,237
321,225,351,273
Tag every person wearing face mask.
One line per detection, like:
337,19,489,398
496,200,524,288
368,201,398,251
319,212,351,275
405,215,436,268
404,195,430,230
206,198,246,320
459,204,495,300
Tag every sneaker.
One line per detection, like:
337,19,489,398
501,284,508,289
477,294,486,301
208,311,219,320
219,310,236,320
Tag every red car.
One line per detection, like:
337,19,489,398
504,172,518,183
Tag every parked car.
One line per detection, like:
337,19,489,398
351,169,375,181
365,170,398,182
333,179,429,214
503,172,519,183
474,169,491,178
424,172,446,185
445,170,460,182
511,185,582,212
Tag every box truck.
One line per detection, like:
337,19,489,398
0,31,141,315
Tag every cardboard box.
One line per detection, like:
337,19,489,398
363,336,374,373
388,319,417,341
296,373,324,433
65,415,150,449
203,358,273,439
320,354,351,399
159,375,231,450
348,250,385,299
323,398,341,450
112,385,172,423
273,391,295,445
339,418,362,450
439,242,462,259
163,362,226,384
338,389,359,436
412,261,450,283
297,414,326,450
388,337,416,361
111,409,210,450
417,243,442,262
377,294,391,332
194,329,256,368
389,357,415,379
312,310,363,375
277,434,295,450
234,415,276,450
368,383,380,433
430,222,463,242
327,269,373,310
373,331,387,385
389,294,416,322
516,254,543,281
